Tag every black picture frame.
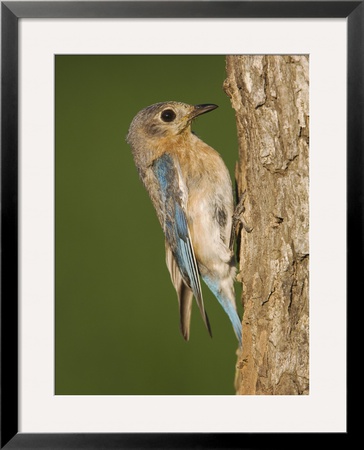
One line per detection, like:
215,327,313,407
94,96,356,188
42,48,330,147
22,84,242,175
1,1,357,448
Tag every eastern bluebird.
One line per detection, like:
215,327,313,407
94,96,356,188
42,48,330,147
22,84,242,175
126,101,242,346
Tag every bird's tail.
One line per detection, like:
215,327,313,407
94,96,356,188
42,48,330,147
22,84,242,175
202,275,242,347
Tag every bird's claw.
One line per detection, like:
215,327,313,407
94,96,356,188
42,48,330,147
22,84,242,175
229,190,252,250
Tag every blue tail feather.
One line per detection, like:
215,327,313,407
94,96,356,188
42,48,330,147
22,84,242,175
202,275,242,347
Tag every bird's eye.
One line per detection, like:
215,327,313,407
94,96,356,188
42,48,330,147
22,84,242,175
161,109,176,122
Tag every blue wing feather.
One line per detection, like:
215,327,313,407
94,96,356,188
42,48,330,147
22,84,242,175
153,154,211,335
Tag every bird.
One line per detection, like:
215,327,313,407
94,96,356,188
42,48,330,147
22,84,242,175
126,101,242,346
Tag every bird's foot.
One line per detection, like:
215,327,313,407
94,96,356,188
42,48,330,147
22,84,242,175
233,190,253,233
229,190,252,250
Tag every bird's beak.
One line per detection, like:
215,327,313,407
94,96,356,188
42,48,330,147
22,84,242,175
190,103,218,119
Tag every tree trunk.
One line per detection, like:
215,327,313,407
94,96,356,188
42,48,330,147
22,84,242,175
224,55,309,395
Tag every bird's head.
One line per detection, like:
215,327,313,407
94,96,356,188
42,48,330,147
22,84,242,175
126,101,218,145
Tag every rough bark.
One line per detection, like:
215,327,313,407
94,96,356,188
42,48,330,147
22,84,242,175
224,55,309,395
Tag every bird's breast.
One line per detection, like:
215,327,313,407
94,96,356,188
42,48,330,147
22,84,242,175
180,146,234,269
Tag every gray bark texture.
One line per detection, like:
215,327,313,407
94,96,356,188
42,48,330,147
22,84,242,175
224,55,309,395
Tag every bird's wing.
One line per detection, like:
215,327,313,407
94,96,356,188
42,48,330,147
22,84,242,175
165,242,193,340
152,153,211,337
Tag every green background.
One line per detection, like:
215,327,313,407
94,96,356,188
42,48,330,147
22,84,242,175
55,55,241,395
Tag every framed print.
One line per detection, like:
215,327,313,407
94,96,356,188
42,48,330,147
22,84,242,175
1,1,359,448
